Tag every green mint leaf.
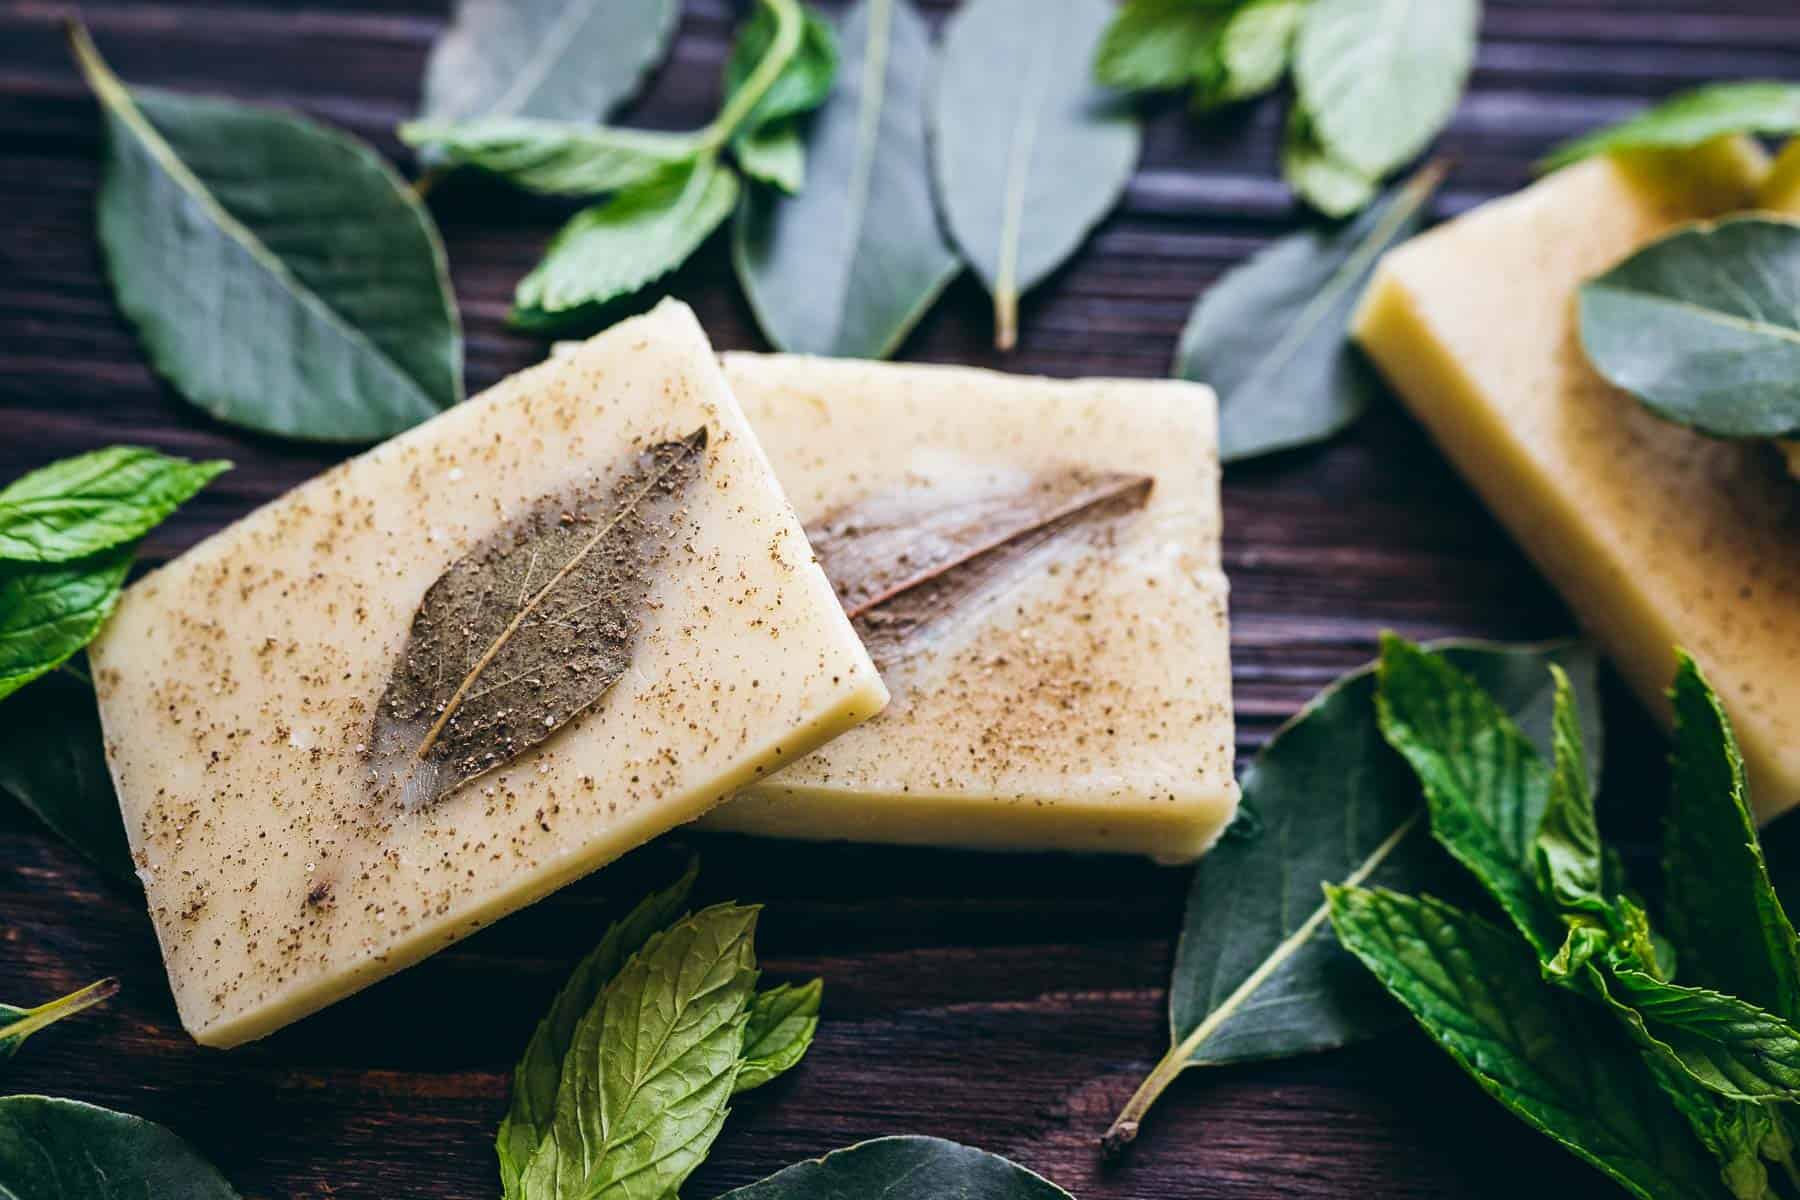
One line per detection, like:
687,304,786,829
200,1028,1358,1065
1093,0,1233,94
717,1136,1075,1200
1532,664,1605,913
1598,967,1800,1102
1541,82,1800,173
1578,216,1800,440
0,546,133,703
1663,653,1800,1021
735,979,823,1094
1200,0,1307,108
1327,886,1730,1200
496,861,699,1199
1640,1053,1775,1200
419,0,679,126
511,158,740,333
0,448,228,565
732,0,961,360
725,2,839,143
0,1097,243,1197
1281,105,1381,218
517,903,760,1200
0,663,135,883
1374,634,1563,957
1292,0,1479,179
1177,159,1445,463
400,120,702,197
932,0,1142,350
735,120,807,193
1104,640,1601,1154
1,978,118,1067
71,24,462,443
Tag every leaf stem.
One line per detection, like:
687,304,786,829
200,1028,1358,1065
2,977,119,1047
701,0,802,154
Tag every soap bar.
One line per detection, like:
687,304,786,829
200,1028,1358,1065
89,300,887,1047
702,355,1237,863
1352,151,1800,820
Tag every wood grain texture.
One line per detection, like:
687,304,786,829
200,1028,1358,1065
0,1,1796,1196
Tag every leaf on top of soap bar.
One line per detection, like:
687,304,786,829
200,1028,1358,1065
717,1137,1076,1200
931,0,1142,350
1178,160,1446,463
419,0,679,127
369,429,709,811
733,0,961,360
1,977,118,1067
1579,216,1800,439
0,1096,243,1199
808,468,1153,668
1103,641,1600,1155
70,24,463,443
1541,82,1800,173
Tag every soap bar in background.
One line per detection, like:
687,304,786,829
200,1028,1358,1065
89,300,887,1047
1353,147,1800,820
705,355,1237,863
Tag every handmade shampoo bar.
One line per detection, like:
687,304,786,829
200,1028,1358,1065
1353,149,1800,820
704,355,1237,862
89,301,887,1047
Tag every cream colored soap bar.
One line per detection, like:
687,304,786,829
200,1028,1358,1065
702,355,1237,863
1352,151,1800,820
89,301,887,1047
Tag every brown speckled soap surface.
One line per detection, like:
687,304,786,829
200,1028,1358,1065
87,301,886,1047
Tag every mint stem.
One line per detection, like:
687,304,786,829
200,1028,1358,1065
2,977,120,1047
701,0,801,153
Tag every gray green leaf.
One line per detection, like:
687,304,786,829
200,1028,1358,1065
1578,216,1800,440
0,663,135,883
1542,82,1800,173
419,0,679,125
1093,0,1234,93
1176,160,1443,462
1292,0,1479,178
1280,105,1380,218
1,978,118,1067
716,1136,1075,1200
496,861,698,1199
72,26,461,443
0,1096,241,1199
0,546,133,704
0,448,227,565
517,903,760,1200
399,120,702,196
1327,887,1731,1200
733,0,960,359
511,159,740,333
735,979,823,1094
932,0,1142,349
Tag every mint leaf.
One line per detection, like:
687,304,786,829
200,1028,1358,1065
0,447,227,565
1374,634,1563,957
1093,0,1233,93
1541,81,1800,172
725,2,838,146
718,1136,1076,1200
399,120,702,196
1532,664,1605,914
735,120,807,194
1601,968,1800,1102
496,861,699,1199
1,977,118,1067
1202,0,1306,108
1327,886,1730,1200
1281,106,1379,218
735,979,823,1094
517,903,760,1200
0,545,133,703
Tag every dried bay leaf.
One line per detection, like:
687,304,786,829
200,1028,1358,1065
808,468,1152,668
370,429,708,810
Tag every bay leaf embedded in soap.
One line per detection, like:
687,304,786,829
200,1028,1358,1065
1579,216,1800,439
717,1137,1075,1200
369,429,708,810
808,468,1152,668
931,0,1142,350
734,0,961,359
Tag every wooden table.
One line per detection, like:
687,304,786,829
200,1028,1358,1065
3,1,1798,1196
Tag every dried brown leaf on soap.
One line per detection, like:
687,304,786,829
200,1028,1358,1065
808,468,1152,667
369,429,709,809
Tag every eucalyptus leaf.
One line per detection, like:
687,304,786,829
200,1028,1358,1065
1,978,118,1066
1542,82,1800,172
1104,640,1600,1152
0,546,133,703
1093,0,1233,93
0,1096,242,1199
399,120,702,196
70,26,461,443
1280,106,1380,218
0,664,135,883
717,1137,1076,1200
512,159,741,332
932,0,1142,350
1578,216,1800,439
369,430,708,810
0,447,228,564
420,0,679,125
1327,888,1731,1200
734,0,960,359
1177,160,1444,462
1292,0,1479,178
735,978,823,1093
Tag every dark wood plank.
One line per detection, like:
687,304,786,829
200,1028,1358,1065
2,1,1797,1197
